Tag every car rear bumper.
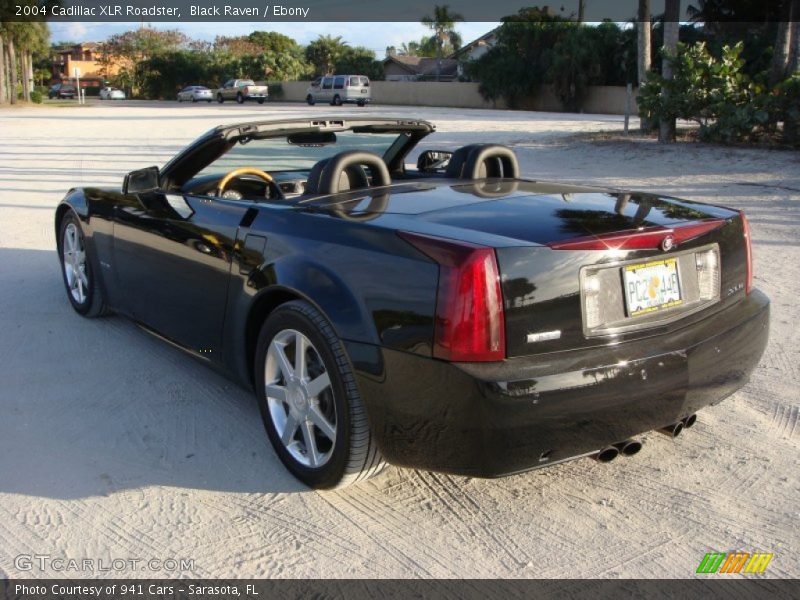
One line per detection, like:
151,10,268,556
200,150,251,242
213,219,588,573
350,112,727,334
347,290,770,477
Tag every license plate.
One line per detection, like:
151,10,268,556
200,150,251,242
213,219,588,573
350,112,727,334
623,258,682,317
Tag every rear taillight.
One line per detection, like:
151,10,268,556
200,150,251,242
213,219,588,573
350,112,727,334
399,232,506,362
740,211,753,294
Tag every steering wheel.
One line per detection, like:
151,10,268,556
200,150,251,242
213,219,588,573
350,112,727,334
215,167,276,198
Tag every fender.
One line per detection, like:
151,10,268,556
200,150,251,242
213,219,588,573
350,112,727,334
223,254,377,388
55,187,119,311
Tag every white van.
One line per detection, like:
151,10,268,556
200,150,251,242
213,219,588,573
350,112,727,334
306,75,371,106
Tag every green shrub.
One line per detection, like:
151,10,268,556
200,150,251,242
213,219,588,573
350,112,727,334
639,42,798,146
30,90,43,104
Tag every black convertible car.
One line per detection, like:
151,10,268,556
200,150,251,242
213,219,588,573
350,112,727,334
56,117,770,488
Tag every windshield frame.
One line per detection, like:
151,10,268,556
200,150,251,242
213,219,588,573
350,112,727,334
159,117,435,190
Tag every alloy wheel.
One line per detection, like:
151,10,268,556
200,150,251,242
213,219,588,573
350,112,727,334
62,222,89,304
265,329,337,468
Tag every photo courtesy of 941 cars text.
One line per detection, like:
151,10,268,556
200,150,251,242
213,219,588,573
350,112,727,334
0,0,797,595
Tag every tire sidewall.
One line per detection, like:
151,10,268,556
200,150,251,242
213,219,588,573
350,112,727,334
254,301,352,489
58,212,95,315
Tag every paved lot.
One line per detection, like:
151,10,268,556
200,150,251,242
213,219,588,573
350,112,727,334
0,100,798,578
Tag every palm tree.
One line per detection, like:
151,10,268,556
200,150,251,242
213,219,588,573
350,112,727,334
421,5,463,81
0,22,49,104
305,35,347,75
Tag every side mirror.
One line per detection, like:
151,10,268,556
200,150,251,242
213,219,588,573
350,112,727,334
123,166,160,194
417,150,453,173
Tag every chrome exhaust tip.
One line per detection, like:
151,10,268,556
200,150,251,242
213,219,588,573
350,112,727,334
615,439,643,456
594,446,620,462
683,414,697,429
658,421,684,438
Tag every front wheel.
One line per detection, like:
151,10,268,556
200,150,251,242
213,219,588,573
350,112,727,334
217,94,224,103
255,300,385,488
306,94,315,106
257,98,265,105
192,97,198,103
236,92,244,104
58,212,107,317
357,100,366,107
332,94,342,106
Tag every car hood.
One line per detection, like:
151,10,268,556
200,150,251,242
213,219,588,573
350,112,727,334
304,179,739,246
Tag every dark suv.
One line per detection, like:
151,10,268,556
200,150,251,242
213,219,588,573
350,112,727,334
48,84,76,99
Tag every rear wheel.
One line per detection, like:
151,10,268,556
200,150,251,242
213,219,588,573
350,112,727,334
236,92,244,104
257,98,265,105
58,212,106,317
192,96,197,103
255,300,385,488
357,100,366,107
306,94,315,106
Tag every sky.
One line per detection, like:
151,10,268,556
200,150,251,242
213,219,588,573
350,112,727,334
47,21,500,56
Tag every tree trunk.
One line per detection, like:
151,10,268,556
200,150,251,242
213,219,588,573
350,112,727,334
786,7,799,76
7,38,18,104
21,52,30,102
637,0,652,133
578,0,585,22
658,0,680,143
769,0,796,85
0,33,6,104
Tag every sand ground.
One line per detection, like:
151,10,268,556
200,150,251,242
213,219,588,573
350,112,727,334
0,100,798,578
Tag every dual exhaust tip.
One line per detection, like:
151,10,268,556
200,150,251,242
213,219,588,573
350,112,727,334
658,413,697,438
594,439,642,462
594,414,697,462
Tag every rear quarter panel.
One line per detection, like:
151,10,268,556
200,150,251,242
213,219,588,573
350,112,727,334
223,206,439,386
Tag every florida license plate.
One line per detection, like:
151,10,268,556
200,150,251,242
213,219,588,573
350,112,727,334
623,257,682,317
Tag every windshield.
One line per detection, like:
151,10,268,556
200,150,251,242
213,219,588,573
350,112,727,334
195,131,401,176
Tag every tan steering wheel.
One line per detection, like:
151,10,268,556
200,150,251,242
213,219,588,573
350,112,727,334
216,167,274,197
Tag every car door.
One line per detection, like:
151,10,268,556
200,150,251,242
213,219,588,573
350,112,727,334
319,77,333,102
222,80,234,99
112,189,253,358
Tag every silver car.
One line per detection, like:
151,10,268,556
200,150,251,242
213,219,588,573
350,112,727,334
177,86,213,103
306,75,371,106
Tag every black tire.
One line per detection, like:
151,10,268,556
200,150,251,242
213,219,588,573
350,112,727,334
255,300,385,489
306,94,315,106
58,211,107,317
178,97,183,102
332,94,342,106
236,92,244,104
192,97,197,103
217,94,224,103
207,100,212,103
357,100,366,107
257,98,265,105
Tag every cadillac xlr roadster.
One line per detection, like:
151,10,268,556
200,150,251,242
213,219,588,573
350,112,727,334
56,117,770,488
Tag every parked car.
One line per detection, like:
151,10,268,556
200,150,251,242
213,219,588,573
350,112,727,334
306,75,371,106
216,79,268,104
177,85,213,103
55,116,769,489
48,83,76,99
99,87,125,100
